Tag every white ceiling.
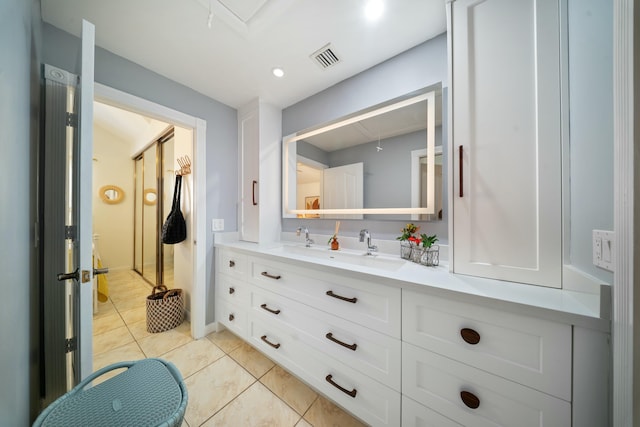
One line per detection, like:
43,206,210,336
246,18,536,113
41,0,447,109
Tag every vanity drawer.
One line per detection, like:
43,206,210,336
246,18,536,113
216,248,248,280
249,256,401,337
402,396,462,427
402,342,571,427
251,286,401,391
402,290,571,400
215,299,247,339
216,274,250,306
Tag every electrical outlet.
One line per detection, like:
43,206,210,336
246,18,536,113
593,230,614,272
212,218,224,232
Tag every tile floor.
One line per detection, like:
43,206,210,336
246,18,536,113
93,269,367,427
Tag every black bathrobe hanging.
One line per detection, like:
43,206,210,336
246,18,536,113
161,175,187,244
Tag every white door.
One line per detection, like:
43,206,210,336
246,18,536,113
323,162,364,219
450,0,562,287
41,20,95,406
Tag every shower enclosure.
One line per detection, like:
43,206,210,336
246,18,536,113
134,128,175,287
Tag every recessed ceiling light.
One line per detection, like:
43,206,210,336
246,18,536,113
272,67,285,78
365,0,384,21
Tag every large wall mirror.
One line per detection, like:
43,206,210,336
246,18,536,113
283,83,443,220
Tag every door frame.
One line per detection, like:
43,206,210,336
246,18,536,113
94,83,207,339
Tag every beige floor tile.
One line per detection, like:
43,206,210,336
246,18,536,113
92,341,146,385
112,296,147,313
161,339,225,379
206,329,243,354
119,306,147,325
93,325,135,355
94,300,117,318
183,356,256,427
202,381,301,427
295,418,313,427
93,312,125,335
304,396,367,427
261,365,318,415
137,322,193,357
127,319,152,341
228,342,275,379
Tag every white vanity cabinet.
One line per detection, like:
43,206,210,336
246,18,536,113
402,290,572,426
237,98,281,243
214,246,610,427
449,0,563,287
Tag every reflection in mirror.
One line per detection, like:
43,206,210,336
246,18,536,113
143,188,157,205
99,185,125,204
283,83,443,220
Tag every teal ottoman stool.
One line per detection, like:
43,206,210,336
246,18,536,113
33,358,187,427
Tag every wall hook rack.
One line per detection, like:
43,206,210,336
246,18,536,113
176,155,192,176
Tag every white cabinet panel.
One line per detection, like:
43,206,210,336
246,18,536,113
450,0,563,287
249,256,401,337
403,343,571,427
251,285,401,390
403,289,571,400
215,298,247,339
216,248,248,281
402,396,462,427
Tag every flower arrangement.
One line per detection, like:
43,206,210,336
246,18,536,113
397,223,439,266
328,221,340,250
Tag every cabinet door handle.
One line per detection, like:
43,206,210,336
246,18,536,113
325,374,357,398
459,145,464,197
229,260,235,268
326,290,357,304
252,180,258,205
228,314,235,321
460,390,480,409
260,303,281,315
261,335,281,349
326,332,357,351
460,328,481,345
261,271,282,280
229,287,235,295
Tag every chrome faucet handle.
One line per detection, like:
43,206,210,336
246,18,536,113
305,238,314,248
359,229,369,242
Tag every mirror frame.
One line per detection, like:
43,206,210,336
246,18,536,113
99,185,125,204
283,86,438,218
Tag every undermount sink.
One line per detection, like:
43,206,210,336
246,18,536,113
272,244,407,272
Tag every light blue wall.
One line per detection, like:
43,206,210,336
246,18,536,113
282,34,449,242
42,23,238,323
568,0,613,284
0,0,41,424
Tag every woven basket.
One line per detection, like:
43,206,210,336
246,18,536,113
146,285,184,333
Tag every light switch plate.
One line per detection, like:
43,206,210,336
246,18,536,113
593,230,614,272
212,218,224,232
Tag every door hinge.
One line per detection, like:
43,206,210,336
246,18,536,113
65,337,77,353
65,112,78,128
65,225,76,240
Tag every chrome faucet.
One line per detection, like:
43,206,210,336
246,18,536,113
296,227,314,247
359,229,378,255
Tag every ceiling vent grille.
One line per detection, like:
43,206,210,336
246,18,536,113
311,44,341,69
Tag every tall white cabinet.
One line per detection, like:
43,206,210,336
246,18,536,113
450,0,563,287
238,98,282,243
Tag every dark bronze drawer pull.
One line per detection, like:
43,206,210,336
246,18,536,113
261,335,281,349
229,260,235,268
228,314,235,321
460,328,481,345
260,303,281,315
229,287,235,294
326,290,357,304
325,374,357,398
460,390,480,409
459,145,464,197
261,271,282,280
326,332,357,351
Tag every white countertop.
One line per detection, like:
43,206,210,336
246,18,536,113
215,238,610,332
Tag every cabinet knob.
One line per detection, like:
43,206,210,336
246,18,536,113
460,390,480,409
229,260,235,268
229,287,235,294
228,314,235,321
460,328,481,345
